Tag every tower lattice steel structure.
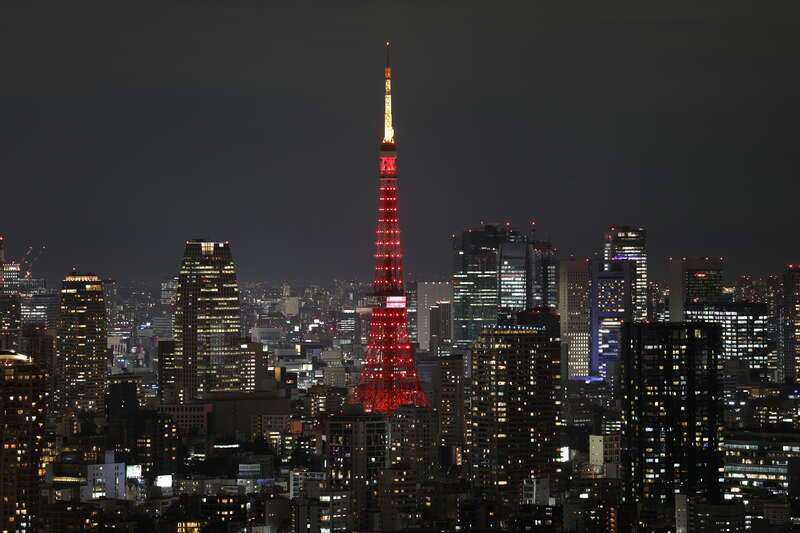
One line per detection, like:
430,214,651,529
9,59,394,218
350,43,430,414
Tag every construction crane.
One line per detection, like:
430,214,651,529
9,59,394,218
21,244,45,278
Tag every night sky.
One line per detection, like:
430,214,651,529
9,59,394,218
1,2,798,286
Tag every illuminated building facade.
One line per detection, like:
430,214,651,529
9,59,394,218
349,43,429,414
498,242,527,311
559,258,591,379
669,256,725,321
469,309,562,505
0,351,47,533
784,265,800,384
590,259,634,381
721,430,800,523
452,224,520,347
603,226,647,322
57,271,107,413
684,302,776,381
174,240,241,402
621,323,723,514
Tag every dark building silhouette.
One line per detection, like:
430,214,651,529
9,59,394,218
784,264,800,384
621,322,723,527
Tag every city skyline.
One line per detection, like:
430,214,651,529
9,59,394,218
1,3,798,285
2,6,800,528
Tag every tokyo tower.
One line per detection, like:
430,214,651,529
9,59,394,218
350,43,430,414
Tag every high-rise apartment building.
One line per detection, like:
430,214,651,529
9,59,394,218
435,353,466,467
57,271,107,413
603,226,647,322
470,309,562,505
784,264,800,384
174,240,242,402
559,258,591,379
0,351,47,533
621,323,723,519
416,281,452,353
668,256,725,321
453,224,521,347
326,407,389,528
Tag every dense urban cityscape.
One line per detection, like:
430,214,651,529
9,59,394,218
2,5,799,533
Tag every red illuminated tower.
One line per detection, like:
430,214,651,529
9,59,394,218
350,43,430,414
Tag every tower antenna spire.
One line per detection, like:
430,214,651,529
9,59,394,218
383,41,394,145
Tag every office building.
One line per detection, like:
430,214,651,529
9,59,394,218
590,259,634,381
416,281,452,352
684,302,776,381
452,224,521,347
174,240,242,401
559,258,591,379
603,226,647,321
57,271,107,413
526,240,558,311
668,256,725,321
498,242,527,311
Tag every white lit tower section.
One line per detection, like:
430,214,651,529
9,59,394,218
603,226,648,322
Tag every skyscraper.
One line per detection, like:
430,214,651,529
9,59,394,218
590,259,634,381
621,323,723,520
57,271,107,413
174,240,242,402
559,258,591,379
784,264,800,384
498,241,527,311
452,224,520,347
668,256,725,321
526,240,559,311
603,226,647,322
350,43,429,414
0,351,47,533
469,309,562,505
